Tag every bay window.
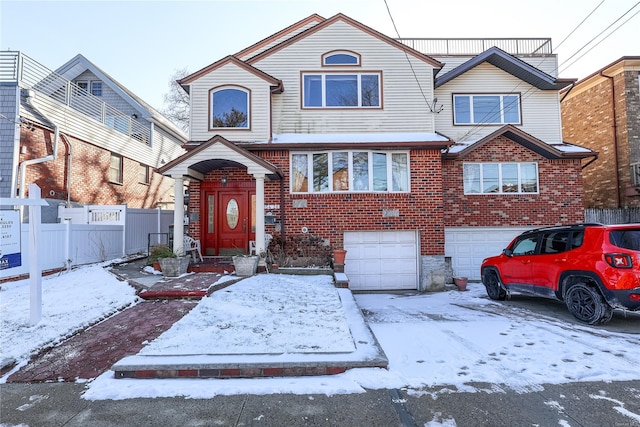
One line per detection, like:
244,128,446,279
291,151,409,193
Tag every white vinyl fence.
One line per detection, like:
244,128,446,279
3,206,174,279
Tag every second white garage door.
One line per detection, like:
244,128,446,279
344,230,418,291
445,227,530,281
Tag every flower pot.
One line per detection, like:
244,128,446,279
233,255,259,277
454,277,468,291
159,256,190,277
333,249,347,264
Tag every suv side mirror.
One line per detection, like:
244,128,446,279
503,248,513,257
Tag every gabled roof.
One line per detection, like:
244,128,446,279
435,47,575,90
245,13,443,70
235,14,326,61
444,125,597,160
158,135,282,180
178,56,283,94
55,54,187,141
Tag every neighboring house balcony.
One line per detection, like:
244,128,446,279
0,51,150,144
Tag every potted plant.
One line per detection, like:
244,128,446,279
332,248,347,264
147,244,174,271
453,276,468,291
149,244,190,277
233,254,259,277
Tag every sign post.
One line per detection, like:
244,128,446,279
0,184,48,325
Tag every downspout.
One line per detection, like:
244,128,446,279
600,71,621,208
19,90,59,200
60,134,73,207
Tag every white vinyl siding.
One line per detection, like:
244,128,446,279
252,20,437,134
189,62,271,142
434,63,562,142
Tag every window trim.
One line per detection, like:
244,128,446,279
321,50,361,67
463,162,539,195
301,71,382,109
453,93,522,125
109,153,123,185
290,150,410,194
208,85,251,130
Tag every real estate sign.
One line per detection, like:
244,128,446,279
0,210,21,270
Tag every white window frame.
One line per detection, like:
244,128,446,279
138,163,150,185
322,50,361,66
463,162,538,194
290,150,410,194
453,94,521,125
209,85,250,129
301,72,381,108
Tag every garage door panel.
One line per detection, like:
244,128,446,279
345,230,418,291
445,227,530,281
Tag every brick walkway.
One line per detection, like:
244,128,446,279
6,300,197,383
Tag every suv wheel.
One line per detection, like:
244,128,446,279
483,270,506,300
564,282,613,325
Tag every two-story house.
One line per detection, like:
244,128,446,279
159,13,595,290
0,52,187,219
561,56,640,209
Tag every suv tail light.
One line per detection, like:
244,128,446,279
605,253,633,268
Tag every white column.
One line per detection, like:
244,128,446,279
173,175,184,256
28,184,42,325
254,173,265,254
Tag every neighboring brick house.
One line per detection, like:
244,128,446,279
561,57,640,208
0,52,186,217
160,13,595,288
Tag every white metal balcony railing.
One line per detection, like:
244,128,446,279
396,38,553,56
0,51,150,144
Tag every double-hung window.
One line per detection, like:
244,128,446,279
109,153,123,184
302,73,380,108
454,94,521,125
210,86,249,129
463,162,538,194
291,151,409,193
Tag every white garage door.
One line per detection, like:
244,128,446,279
445,227,530,280
344,230,418,291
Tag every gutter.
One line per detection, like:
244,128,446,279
19,90,59,200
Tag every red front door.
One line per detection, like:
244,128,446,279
201,183,255,256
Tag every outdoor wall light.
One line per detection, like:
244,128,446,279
221,175,227,186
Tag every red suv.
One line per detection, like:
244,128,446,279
481,223,640,324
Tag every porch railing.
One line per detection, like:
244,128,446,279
396,38,553,56
0,51,150,144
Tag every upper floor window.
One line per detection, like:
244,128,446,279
210,86,249,129
322,51,360,66
76,80,102,96
302,73,380,108
454,94,520,125
291,150,409,193
463,162,538,194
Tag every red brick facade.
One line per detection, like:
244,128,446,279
443,136,586,226
19,125,175,208
561,63,640,208
187,148,446,256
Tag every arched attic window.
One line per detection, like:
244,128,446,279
322,51,361,66
209,86,250,129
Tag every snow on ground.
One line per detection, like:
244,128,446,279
2,262,640,402
0,262,138,372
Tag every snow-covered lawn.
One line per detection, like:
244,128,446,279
2,261,639,402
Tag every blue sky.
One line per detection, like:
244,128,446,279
2,0,638,111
